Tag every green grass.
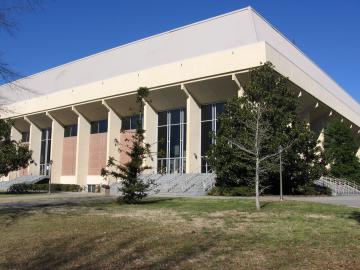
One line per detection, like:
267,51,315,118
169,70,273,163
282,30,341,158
0,197,359,269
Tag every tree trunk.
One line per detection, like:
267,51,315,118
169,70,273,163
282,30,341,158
255,156,260,210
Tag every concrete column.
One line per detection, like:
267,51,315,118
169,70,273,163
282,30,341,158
46,112,64,184
102,100,122,162
72,107,90,188
143,100,157,173
25,117,41,176
182,84,201,173
232,74,244,97
8,127,22,180
10,127,22,141
317,128,325,150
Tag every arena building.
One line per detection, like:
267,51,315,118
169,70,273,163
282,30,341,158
1,7,359,192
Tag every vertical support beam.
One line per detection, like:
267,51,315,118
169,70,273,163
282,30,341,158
72,107,90,188
143,100,157,173
25,117,41,176
8,127,22,180
46,112,64,184
10,127,22,141
102,100,122,163
232,73,244,97
182,84,201,173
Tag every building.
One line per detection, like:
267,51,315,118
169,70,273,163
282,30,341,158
1,7,360,191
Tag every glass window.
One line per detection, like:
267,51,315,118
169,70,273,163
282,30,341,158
21,132,29,143
121,117,130,130
158,111,167,126
201,104,212,121
98,120,108,133
201,121,212,156
121,115,143,131
90,122,98,134
64,125,77,137
216,103,225,116
170,125,180,157
170,109,180,124
158,126,167,158
90,120,107,134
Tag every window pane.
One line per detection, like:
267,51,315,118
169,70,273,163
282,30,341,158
40,141,46,163
170,109,180,124
131,115,141,130
64,126,71,137
48,129,52,139
72,125,78,136
157,126,167,158
170,125,180,157
98,119,108,133
90,122,98,134
201,104,212,121
41,130,47,140
21,132,29,143
158,111,167,126
182,124,186,157
216,103,225,116
122,117,130,131
201,121,212,156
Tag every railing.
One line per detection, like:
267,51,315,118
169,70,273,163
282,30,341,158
157,157,186,174
315,176,360,196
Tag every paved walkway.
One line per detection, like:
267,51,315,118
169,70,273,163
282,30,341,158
0,192,113,207
0,192,359,208
283,196,360,208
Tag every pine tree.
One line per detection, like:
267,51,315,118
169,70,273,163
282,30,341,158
0,119,32,177
101,87,154,203
208,62,324,195
324,120,360,183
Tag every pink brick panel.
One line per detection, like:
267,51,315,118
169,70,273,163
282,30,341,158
88,133,107,175
119,130,135,165
62,137,77,175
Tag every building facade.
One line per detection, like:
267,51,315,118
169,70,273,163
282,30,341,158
1,7,360,190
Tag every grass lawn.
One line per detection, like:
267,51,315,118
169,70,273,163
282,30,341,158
0,197,359,270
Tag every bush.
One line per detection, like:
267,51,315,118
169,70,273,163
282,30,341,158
7,183,82,194
208,186,254,196
7,183,34,194
295,184,332,196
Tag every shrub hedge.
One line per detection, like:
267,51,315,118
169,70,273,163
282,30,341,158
208,183,332,197
7,183,83,194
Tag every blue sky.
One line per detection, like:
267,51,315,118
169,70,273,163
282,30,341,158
1,0,360,103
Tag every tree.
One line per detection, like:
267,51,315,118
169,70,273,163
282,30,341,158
208,62,323,201
324,120,360,182
0,119,32,177
101,87,154,203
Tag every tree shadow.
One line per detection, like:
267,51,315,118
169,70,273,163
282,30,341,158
116,197,175,205
349,211,360,224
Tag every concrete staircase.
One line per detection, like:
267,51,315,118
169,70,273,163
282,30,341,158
314,176,360,196
110,173,216,196
0,175,49,191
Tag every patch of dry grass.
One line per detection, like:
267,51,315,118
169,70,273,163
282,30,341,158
0,197,359,269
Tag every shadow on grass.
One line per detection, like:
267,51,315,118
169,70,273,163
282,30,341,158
349,211,360,224
0,201,82,226
0,222,216,270
116,196,175,205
